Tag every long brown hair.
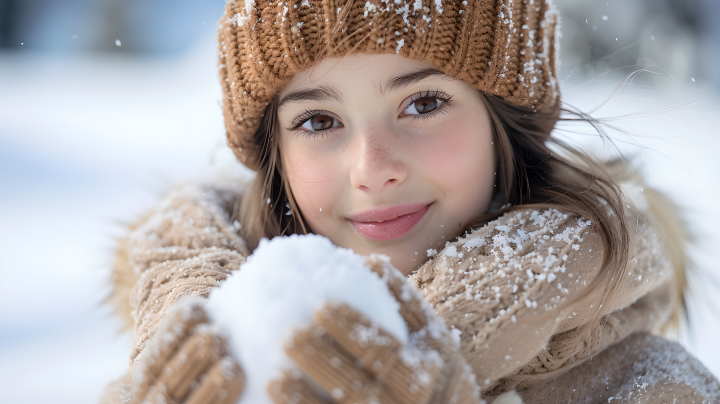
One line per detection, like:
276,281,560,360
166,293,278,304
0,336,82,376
233,92,685,332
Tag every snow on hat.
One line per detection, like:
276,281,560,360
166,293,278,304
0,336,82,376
218,0,561,170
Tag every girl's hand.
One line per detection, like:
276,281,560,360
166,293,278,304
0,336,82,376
129,256,480,404
268,257,482,404
130,299,245,404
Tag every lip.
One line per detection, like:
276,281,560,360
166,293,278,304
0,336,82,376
348,203,431,241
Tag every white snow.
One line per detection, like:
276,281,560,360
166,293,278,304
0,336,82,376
231,12,250,27
245,0,255,16
364,1,377,17
395,38,404,54
205,234,407,404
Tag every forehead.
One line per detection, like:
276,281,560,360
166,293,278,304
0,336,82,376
279,54,437,98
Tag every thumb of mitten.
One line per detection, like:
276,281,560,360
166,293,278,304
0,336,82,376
364,255,429,332
364,255,482,404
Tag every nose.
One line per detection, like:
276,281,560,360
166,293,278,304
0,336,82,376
348,128,407,192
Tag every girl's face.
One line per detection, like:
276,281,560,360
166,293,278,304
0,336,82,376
278,54,495,274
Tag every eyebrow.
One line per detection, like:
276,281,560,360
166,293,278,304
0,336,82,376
278,68,454,108
278,85,344,108
379,68,454,95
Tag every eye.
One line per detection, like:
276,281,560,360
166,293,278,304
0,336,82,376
289,110,344,136
301,114,337,131
404,97,442,115
400,90,453,118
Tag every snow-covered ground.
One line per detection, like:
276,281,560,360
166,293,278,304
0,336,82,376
0,35,718,403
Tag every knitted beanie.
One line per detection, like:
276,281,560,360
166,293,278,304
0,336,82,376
218,0,561,170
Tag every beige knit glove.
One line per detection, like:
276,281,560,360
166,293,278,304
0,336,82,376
129,257,480,404
267,256,482,404
130,299,245,404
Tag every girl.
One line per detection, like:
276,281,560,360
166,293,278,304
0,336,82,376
101,0,720,402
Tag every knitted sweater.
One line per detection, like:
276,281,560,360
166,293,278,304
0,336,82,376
100,176,720,403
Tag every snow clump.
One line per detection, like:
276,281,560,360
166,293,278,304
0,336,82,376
206,234,407,404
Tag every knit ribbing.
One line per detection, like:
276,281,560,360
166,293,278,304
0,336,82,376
217,0,560,169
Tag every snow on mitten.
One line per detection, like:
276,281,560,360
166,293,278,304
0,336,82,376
267,255,482,404
130,297,245,404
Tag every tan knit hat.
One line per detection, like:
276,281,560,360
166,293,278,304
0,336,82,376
218,0,560,170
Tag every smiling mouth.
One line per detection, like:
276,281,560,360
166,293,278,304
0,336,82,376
348,203,432,241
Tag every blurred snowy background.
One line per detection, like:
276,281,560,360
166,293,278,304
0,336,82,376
0,0,718,402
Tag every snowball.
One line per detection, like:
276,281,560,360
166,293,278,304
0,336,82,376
206,234,407,404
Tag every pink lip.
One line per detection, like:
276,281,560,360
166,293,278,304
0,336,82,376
348,203,431,241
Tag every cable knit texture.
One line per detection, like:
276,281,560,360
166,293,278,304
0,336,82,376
99,176,720,403
124,184,251,371
217,0,561,169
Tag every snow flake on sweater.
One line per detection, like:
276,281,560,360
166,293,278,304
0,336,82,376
412,209,592,332
409,206,673,389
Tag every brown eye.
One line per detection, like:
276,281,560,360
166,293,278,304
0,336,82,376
401,91,450,118
310,115,334,130
295,111,342,134
413,97,439,114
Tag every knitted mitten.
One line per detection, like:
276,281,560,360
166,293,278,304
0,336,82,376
130,256,480,404
130,298,245,404
267,256,482,404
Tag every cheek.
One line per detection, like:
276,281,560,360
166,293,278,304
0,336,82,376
415,117,495,211
283,145,344,230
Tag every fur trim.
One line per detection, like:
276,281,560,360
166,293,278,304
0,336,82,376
609,160,690,333
643,186,689,333
107,218,145,332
